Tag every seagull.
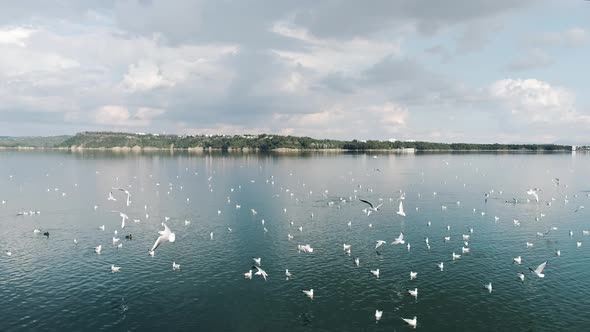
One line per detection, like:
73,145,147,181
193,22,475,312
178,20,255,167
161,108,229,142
359,199,382,216
148,223,176,254
253,257,261,266
73,239,78,245
172,262,181,270
95,245,102,254
437,262,444,271
484,282,493,293
6,250,12,256
513,256,522,264
452,252,461,260
107,192,117,201
112,187,131,206
302,289,314,300
354,257,360,267
111,211,128,229
402,316,417,328
462,247,470,253
526,189,539,202
577,242,582,248
111,265,121,273
517,272,525,281
408,288,418,299
575,206,584,213
253,266,268,281
397,201,406,217
529,261,547,278
375,240,386,250
556,250,561,257
410,271,417,280
526,242,534,248
375,310,383,322
370,269,380,278
244,270,253,279
285,269,292,280
392,232,405,245
98,225,105,231
112,237,120,244
210,232,214,240
33,229,41,234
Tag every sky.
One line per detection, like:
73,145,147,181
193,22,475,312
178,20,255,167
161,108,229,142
0,0,588,143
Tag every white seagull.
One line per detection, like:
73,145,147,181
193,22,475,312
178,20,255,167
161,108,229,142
112,187,131,206
302,289,314,300
408,288,418,299
360,199,382,216
437,262,444,271
526,189,539,202
148,223,176,254
513,256,522,264
529,261,547,278
484,282,493,293
375,310,383,322
172,262,181,270
392,232,405,245
95,245,102,254
111,211,128,229
370,269,380,278
402,316,417,328
410,271,417,280
397,201,406,217
253,266,268,281
244,270,253,279
111,265,121,272
375,240,386,250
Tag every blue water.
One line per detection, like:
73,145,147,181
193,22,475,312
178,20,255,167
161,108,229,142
0,150,589,331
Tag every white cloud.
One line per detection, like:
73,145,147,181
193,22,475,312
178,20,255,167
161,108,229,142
121,60,175,91
95,105,165,126
489,78,589,124
270,21,401,74
535,27,588,48
0,26,36,47
270,101,408,139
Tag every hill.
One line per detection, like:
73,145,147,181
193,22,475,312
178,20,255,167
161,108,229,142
55,131,573,151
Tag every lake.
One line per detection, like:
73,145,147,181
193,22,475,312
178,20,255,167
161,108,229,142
0,150,589,331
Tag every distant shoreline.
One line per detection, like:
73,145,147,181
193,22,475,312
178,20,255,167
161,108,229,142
0,131,583,152
0,146,577,153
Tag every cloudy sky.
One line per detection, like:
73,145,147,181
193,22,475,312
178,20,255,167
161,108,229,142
0,0,588,143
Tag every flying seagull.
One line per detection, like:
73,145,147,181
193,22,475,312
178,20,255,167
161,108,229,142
148,223,176,254
529,261,547,278
360,199,382,216
111,211,128,229
402,316,417,328
397,201,406,217
112,187,131,206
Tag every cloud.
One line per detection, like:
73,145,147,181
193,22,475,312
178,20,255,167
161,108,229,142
95,105,165,127
121,60,175,91
270,21,401,74
533,27,588,48
0,26,36,47
506,49,553,71
489,78,589,124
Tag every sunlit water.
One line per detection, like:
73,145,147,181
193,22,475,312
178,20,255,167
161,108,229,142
1,150,589,331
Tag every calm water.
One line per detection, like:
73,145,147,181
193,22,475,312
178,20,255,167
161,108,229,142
1,150,589,331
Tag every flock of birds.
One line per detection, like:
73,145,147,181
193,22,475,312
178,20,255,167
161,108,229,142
2,159,589,330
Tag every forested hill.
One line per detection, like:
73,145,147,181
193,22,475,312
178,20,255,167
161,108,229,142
53,131,573,151
0,135,71,147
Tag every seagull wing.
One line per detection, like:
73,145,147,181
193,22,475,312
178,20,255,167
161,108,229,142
535,261,547,274
375,203,383,210
150,235,163,252
360,199,375,209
